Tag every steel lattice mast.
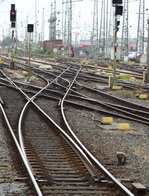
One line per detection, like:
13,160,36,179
121,0,129,59
63,1,68,47
105,0,110,58
63,0,72,54
67,0,72,50
91,0,98,58
49,0,56,40
108,1,114,48
99,0,106,56
41,8,45,41
34,0,37,43
136,0,145,54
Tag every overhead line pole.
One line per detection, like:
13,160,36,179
121,0,129,60
34,0,37,44
136,0,145,56
91,0,98,59
112,0,123,88
147,19,149,83
63,0,83,60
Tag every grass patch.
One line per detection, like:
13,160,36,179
121,90,133,98
117,74,132,80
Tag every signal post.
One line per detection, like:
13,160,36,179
10,4,16,69
27,24,34,74
111,0,123,88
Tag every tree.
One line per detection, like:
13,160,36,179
1,36,12,47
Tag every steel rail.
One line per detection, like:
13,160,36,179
1,78,148,125
0,99,43,196
0,55,71,88
18,66,71,158
2,72,148,125
0,68,67,196
60,73,134,196
66,93,149,124
1,55,149,91
52,77,149,124
75,81,149,110
60,64,101,178
1,67,102,193
16,65,100,178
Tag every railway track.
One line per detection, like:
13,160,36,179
1,54,148,91
0,63,135,195
1,60,149,125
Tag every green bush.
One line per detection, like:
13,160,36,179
117,74,132,80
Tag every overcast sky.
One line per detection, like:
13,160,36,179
0,0,149,42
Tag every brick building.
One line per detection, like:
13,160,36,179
40,39,63,51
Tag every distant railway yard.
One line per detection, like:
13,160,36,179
0,54,149,196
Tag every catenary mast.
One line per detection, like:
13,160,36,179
108,1,114,54
91,0,98,58
41,8,45,42
121,0,129,59
136,0,145,55
49,0,57,40
99,0,106,57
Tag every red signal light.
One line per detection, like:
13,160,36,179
10,10,16,21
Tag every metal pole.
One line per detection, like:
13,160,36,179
147,19,149,83
10,29,15,69
28,33,31,74
12,29,14,61
105,0,109,58
113,16,117,87
34,0,37,44
68,0,72,61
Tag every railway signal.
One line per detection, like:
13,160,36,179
112,0,122,4
111,0,123,88
115,5,123,16
27,24,34,33
11,22,15,28
27,24,34,74
10,9,16,22
10,4,16,27
10,4,17,69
